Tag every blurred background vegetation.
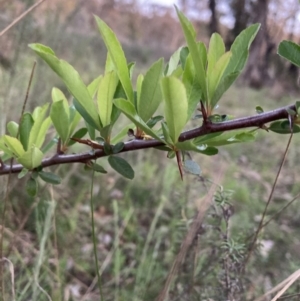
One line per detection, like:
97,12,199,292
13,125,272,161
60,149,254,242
1,0,300,300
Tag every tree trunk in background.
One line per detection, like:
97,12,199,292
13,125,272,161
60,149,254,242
227,0,249,45
208,0,219,35
243,0,274,88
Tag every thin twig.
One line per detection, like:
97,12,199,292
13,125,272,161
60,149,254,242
243,131,293,269
0,0,46,37
0,103,296,175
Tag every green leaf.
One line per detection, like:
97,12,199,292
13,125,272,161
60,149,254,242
95,16,133,103
18,146,43,169
97,71,118,127
112,142,125,154
176,140,218,155
90,162,107,173
136,74,144,107
207,51,232,102
179,46,189,69
182,54,202,121
52,87,69,107
166,47,182,76
108,155,134,179
50,100,70,144
19,113,34,150
146,116,164,128
29,43,100,130
207,33,225,77
18,168,28,179
111,124,135,144
88,75,102,98
161,76,188,143
138,58,164,122
269,120,300,134
28,103,49,148
73,98,100,130
278,40,300,67
184,159,201,175
69,105,82,136
68,128,88,146
36,117,52,149
176,8,207,102
2,135,25,157
161,122,173,146
39,171,61,184
26,177,38,197
211,72,240,108
256,106,264,114
7,121,19,138
194,130,256,146
113,98,165,143
224,23,260,77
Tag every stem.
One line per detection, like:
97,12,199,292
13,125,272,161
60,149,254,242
89,168,104,300
0,103,294,175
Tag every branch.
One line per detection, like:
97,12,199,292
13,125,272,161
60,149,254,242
0,104,294,175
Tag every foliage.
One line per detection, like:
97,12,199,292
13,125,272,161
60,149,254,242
1,6,300,301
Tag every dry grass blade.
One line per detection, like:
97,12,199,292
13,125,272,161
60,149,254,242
155,169,224,301
254,269,300,301
0,0,46,37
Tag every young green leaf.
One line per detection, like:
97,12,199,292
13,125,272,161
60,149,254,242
113,98,165,142
176,8,207,101
28,103,49,149
278,40,300,67
166,47,182,76
88,75,102,98
112,142,125,154
26,177,38,197
207,51,232,102
207,33,226,77
19,113,34,150
161,122,173,146
224,23,260,77
269,120,300,134
108,155,134,179
161,76,188,143
2,135,25,157
50,100,70,144
35,117,52,149
39,171,61,184
29,43,100,130
68,128,88,146
210,72,240,108
182,54,202,121
136,74,144,107
176,140,218,155
18,168,28,179
138,58,164,122
7,121,19,138
90,162,107,173
94,16,134,103
69,106,82,136
52,87,69,107
18,147,43,169
97,71,118,127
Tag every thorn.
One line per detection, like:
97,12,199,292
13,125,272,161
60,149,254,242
175,151,184,180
